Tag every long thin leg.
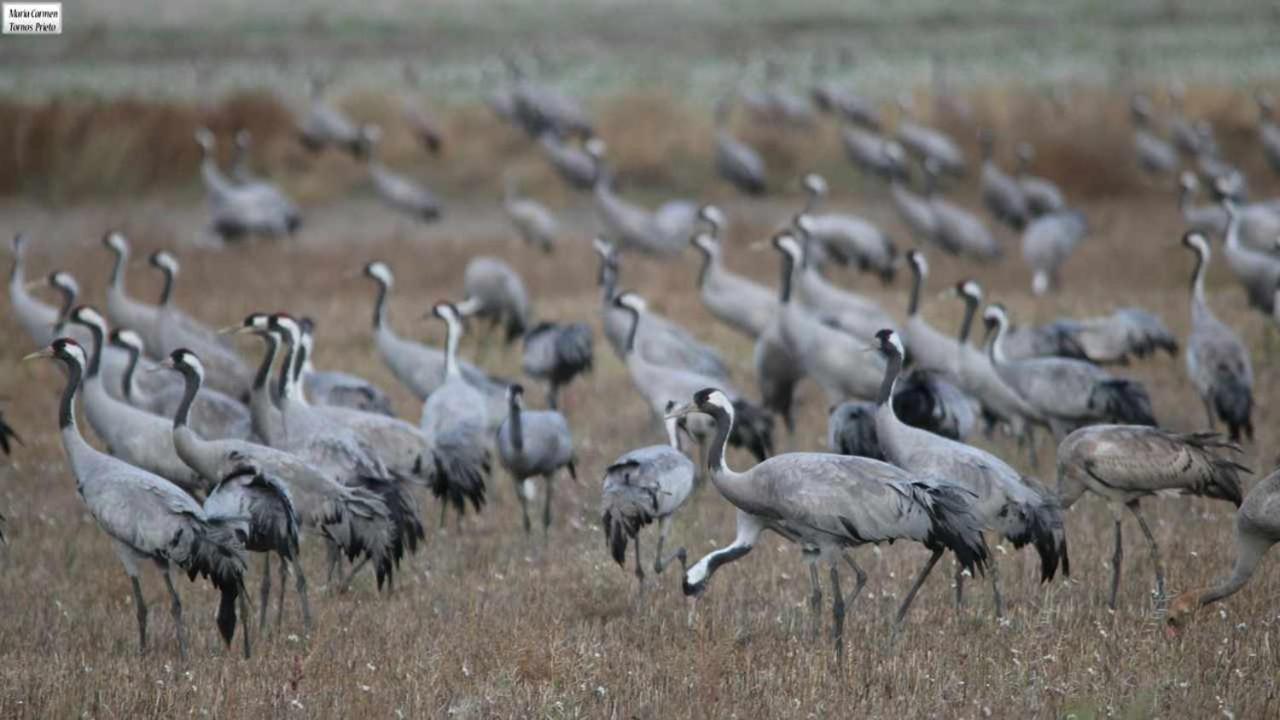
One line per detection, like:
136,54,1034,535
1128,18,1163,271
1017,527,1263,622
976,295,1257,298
989,552,1004,619
275,556,287,629
129,575,148,656
808,560,823,640
438,501,447,531
546,383,560,411
842,553,867,606
258,553,271,631
237,593,252,659
829,561,846,666
518,483,532,535
325,540,340,584
292,557,312,633
1201,396,1216,430
339,556,371,593
1127,501,1165,603
1024,425,1039,470
1108,515,1123,610
161,565,188,661
894,548,943,628
633,532,645,586
954,562,965,609
653,517,686,574
542,473,554,537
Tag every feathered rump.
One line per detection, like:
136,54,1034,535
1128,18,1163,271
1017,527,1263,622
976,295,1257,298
1177,432,1248,507
351,475,424,590
1088,379,1157,427
728,399,774,462
325,486,396,585
600,464,658,565
1002,480,1070,582
1211,374,1253,443
553,323,594,377
827,401,883,460
180,515,248,647
429,432,490,515
912,481,989,575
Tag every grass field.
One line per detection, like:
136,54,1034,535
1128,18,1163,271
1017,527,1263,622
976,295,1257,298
3,2,1280,718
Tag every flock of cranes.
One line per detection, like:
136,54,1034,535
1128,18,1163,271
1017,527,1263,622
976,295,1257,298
5,63,1280,663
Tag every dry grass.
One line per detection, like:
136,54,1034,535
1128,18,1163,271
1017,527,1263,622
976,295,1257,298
1,168,1279,718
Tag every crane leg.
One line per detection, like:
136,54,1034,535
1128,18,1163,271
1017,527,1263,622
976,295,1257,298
829,561,846,666
989,552,1004,619
438,501,447,532
1023,425,1039,470
1127,501,1165,603
1108,515,1123,610
275,556,287,629
843,553,867,607
542,473,555,537
894,548,943,629
518,488,532,535
953,562,966,609
238,593,252,659
292,556,313,633
633,532,645,587
129,575,148,656
653,517,686,574
1201,397,1216,430
161,565,188,661
258,553,272,632
325,540,340,585
807,559,823,641
546,383,560,411
339,556,371,593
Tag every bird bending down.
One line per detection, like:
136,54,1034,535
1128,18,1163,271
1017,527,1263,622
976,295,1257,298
1057,424,1247,609
601,401,695,585
668,388,988,661
25,338,248,658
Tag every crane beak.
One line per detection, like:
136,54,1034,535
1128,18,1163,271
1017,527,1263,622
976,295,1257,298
217,324,248,336
21,348,53,362
24,280,45,291
665,401,696,420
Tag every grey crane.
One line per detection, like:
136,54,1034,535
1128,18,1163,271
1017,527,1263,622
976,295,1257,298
1177,171,1227,235
67,306,208,496
266,313,424,590
496,384,575,534
1176,172,1280,250
895,99,966,176
297,72,370,157
872,329,1068,618
713,97,767,196
400,61,445,154
689,207,777,339
297,317,394,416
594,239,730,378
1057,424,1247,609
537,133,601,191
503,175,560,252
24,338,247,658
521,320,593,410
420,303,492,520
9,233,65,348
772,233,885,403
102,231,161,352
362,261,504,405
1131,94,1179,176
160,350,306,632
1257,93,1280,175
590,141,691,256
506,63,593,139
230,129,260,185
1166,83,1202,156
1221,196,1280,315
456,255,531,347
111,329,252,441
979,130,1030,231
841,123,907,180
796,174,896,279
223,313,286,446
887,145,939,244
362,125,442,222
902,250,965,376
614,292,774,464
810,49,879,129
1021,209,1088,296
601,400,695,584
148,250,253,399
1013,143,1065,216
983,304,1157,439
1182,231,1253,442
1167,467,1279,635
163,335,400,598
195,128,300,240
924,159,1002,259
668,388,988,659
994,307,1176,366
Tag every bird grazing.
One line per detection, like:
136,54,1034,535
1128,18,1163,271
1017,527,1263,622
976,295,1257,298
537,132,601,191
1130,94,1179,176
361,125,443,221
601,400,695,585
1182,231,1254,442
195,128,301,241
24,338,247,658
1057,425,1247,609
456,256,531,347
923,159,1001,259
296,317,395,417
872,329,1068,618
297,71,370,157
400,61,445,154
1166,467,1280,635
795,174,896,280
502,176,560,253
842,123,906,180
590,140,694,256
895,99,965,176
496,384,576,534
521,320,593,410
713,97,767,196
1220,195,1280,315
978,129,1030,231
1013,143,1066,216
983,304,1157,439
1021,209,1088,296
668,389,988,659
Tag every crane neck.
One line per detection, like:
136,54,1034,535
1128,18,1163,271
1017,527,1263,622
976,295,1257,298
82,322,104,379
1189,249,1208,307
8,248,20,286
253,332,279,392
957,295,977,344
507,397,524,452
1223,204,1242,251
442,316,461,380
120,346,139,402
664,416,681,450
622,306,640,354
704,403,737,483
109,248,126,290
985,319,1009,367
695,246,715,289
277,337,296,401
907,264,924,317
777,249,794,304
372,281,388,329
876,350,902,408
1197,532,1268,608
57,356,83,431
173,367,199,429
157,268,174,306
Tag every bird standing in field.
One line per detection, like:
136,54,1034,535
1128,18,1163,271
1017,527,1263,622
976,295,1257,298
521,321,593,410
24,338,248,658
495,384,576,534
1056,424,1247,609
601,401,695,585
